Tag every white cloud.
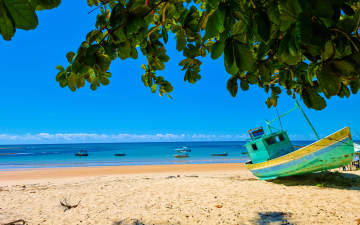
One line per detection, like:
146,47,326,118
0,132,248,144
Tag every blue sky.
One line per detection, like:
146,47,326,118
0,1,359,144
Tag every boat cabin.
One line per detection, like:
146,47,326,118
245,127,294,164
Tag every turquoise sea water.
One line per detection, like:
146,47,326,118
0,141,313,170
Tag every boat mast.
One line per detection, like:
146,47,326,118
295,99,320,140
275,107,284,131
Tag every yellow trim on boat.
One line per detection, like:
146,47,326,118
246,127,352,170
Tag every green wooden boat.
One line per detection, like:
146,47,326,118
244,100,354,180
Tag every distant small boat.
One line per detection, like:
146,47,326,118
174,154,189,158
0,153,16,155
175,147,191,152
211,152,228,156
75,150,88,156
114,153,126,156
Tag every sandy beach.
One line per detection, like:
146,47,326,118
1,163,360,225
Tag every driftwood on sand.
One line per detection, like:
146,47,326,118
2,219,26,225
60,198,81,212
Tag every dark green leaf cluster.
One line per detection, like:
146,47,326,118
56,0,360,110
0,0,60,40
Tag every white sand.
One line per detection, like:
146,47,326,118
0,164,360,225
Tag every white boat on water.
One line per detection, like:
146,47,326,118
354,143,360,153
353,143,360,161
175,146,191,153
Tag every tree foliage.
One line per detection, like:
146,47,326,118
2,0,360,110
0,0,60,40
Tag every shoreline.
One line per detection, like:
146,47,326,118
0,163,246,183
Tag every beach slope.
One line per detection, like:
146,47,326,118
1,163,360,225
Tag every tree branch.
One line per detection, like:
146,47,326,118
330,27,359,53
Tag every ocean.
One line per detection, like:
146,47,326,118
0,141,313,170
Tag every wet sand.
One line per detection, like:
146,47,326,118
0,163,246,184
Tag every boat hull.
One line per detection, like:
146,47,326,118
174,155,189,158
211,153,228,156
246,127,354,180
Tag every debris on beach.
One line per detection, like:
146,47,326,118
2,219,26,225
59,198,81,212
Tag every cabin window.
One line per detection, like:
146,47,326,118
278,134,285,141
252,144,258,151
265,137,276,145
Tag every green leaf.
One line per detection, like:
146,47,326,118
232,20,246,35
210,40,225,59
256,42,269,60
271,86,281,95
227,76,238,97
86,30,102,44
350,80,360,94
317,66,341,98
332,60,356,75
259,63,271,82
306,64,316,86
109,3,126,28
162,27,168,44
322,41,334,61
118,41,131,59
278,32,301,65
112,28,127,43
184,69,201,84
66,52,75,63
337,17,355,33
267,1,280,25
247,72,258,84
256,11,270,42
87,0,100,7
302,88,327,110
207,0,220,10
240,79,249,91
311,0,334,18
233,41,254,72
278,0,301,30
338,84,350,98
96,53,111,72
99,76,110,85
56,65,64,71
224,39,238,75
130,47,138,59
204,7,225,39
176,29,186,51
151,84,157,93
126,16,143,35
67,73,77,91
31,0,60,10
0,2,15,40
4,0,38,30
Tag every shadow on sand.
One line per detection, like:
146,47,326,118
253,212,293,225
113,219,145,225
269,171,360,189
